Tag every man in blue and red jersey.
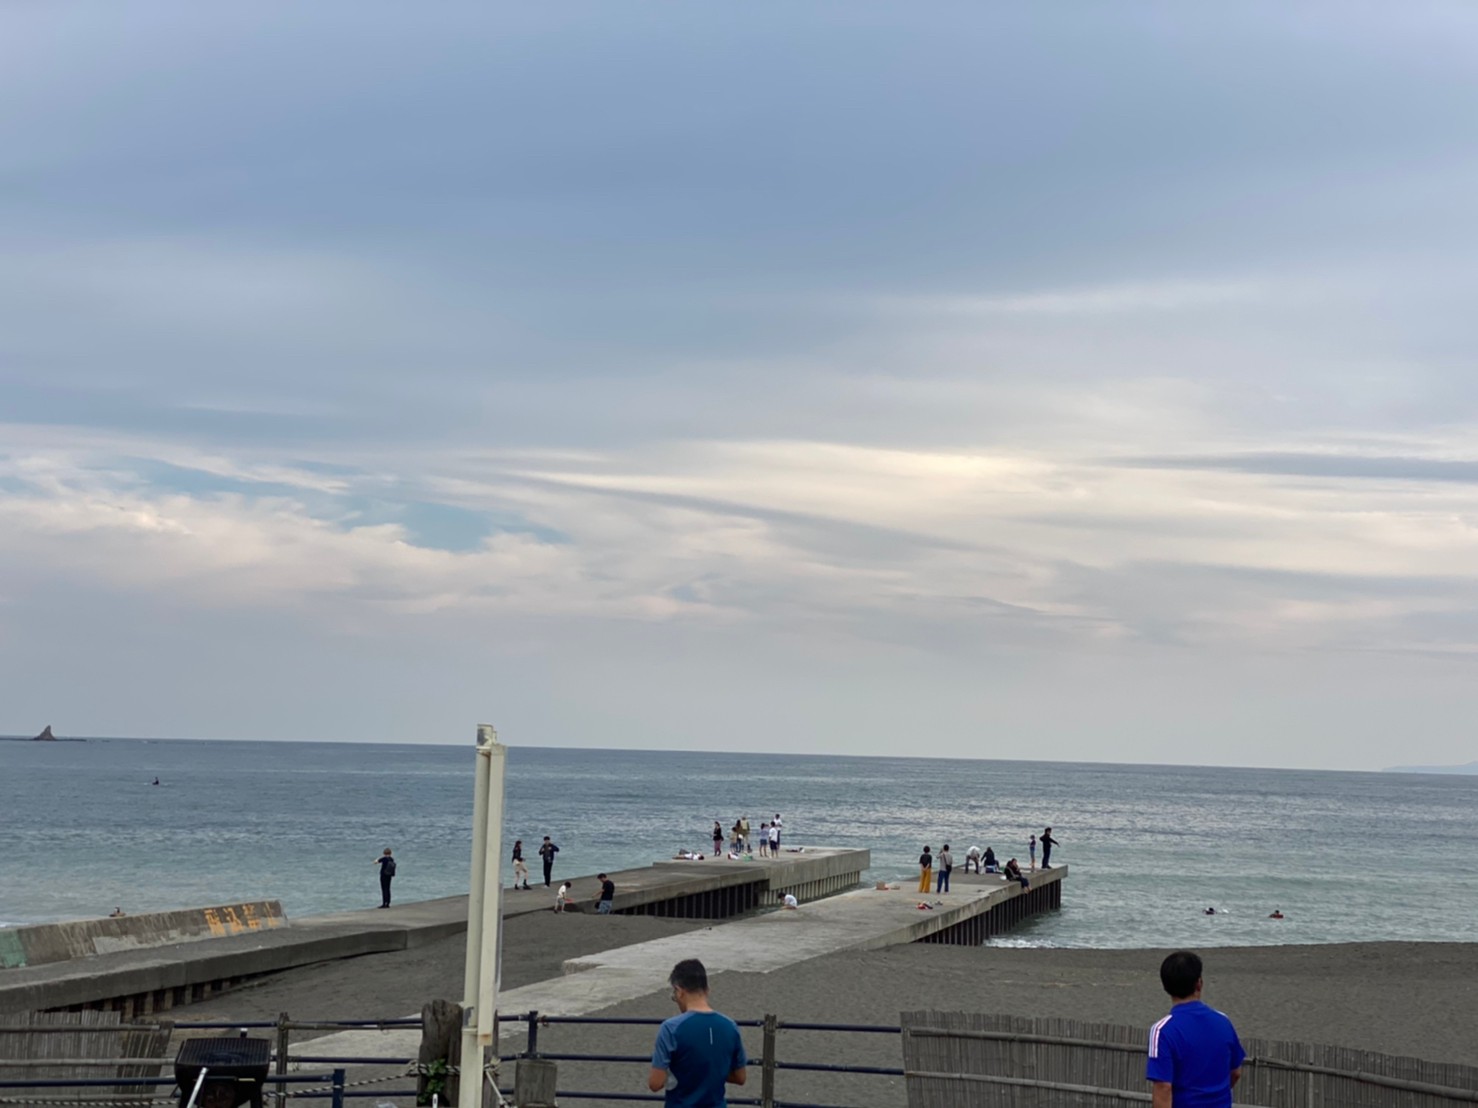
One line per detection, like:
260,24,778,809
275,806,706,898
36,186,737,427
1147,950,1245,1108
647,958,747,1108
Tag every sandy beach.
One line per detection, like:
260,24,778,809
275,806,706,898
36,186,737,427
173,917,1478,1106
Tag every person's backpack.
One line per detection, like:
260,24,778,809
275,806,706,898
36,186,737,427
385,858,397,877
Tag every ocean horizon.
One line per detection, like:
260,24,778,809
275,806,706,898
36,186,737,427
3,731,1458,775
4,738,1476,951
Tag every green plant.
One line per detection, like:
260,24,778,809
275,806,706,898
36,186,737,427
418,1057,449,1106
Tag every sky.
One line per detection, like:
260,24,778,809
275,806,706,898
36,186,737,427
2,3,1477,769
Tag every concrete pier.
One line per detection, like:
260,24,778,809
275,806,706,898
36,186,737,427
550,847,870,919
0,855,1064,1020
297,866,1067,1062
0,902,286,970
0,849,871,1015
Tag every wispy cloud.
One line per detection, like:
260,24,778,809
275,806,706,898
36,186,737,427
896,278,1269,317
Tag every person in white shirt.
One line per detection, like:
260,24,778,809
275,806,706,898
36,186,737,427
781,893,798,910
554,881,572,913
964,845,982,874
771,814,783,851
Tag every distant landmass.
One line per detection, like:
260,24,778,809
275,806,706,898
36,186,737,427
0,726,85,743
1386,760,1478,775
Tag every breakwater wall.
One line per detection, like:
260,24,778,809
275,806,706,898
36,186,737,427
610,848,870,918
0,902,286,971
914,872,1063,946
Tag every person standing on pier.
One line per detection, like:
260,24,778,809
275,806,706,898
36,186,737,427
757,822,770,857
936,845,954,893
712,821,724,856
1147,950,1244,1108
1029,833,1037,872
917,845,933,893
374,848,396,908
539,836,560,887
596,873,616,914
648,958,747,1106
1040,827,1059,868
511,840,530,890
771,814,782,850
738,815,751,852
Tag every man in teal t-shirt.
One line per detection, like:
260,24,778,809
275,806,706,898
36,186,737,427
648,958,747,1108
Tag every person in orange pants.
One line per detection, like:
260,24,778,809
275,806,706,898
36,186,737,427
917,845,933,893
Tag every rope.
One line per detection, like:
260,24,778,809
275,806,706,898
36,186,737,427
287,1067,417,1096
0,1098,175,1107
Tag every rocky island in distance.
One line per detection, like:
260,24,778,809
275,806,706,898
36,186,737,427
0,725,86,742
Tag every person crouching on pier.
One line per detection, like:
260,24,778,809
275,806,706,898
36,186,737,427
918,845,933,893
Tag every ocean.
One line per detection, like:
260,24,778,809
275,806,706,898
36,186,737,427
3,739,1476,951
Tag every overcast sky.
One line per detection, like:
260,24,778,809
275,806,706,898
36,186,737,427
3,3,1476,769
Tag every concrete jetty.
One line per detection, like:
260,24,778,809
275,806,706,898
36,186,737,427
0,848,871,1016
0,902,287,970
299,867,1067,1062
0,853,1064,1022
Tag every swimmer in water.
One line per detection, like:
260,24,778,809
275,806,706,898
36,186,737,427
1268,909,1284,920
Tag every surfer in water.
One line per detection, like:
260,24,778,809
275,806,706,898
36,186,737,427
151,778,160,786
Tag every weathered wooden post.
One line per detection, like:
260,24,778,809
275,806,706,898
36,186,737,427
761,1014,778,1108
273,1012,290,1108
418,1000,463,1107
512,1058,556,1107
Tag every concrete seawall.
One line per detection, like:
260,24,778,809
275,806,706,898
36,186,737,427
0,851,1067,1020
0,850,869,1015
0,902,286,970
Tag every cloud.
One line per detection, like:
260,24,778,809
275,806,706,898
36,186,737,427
891,279,1269,317
5,2,1478,765
1117,451,1478,484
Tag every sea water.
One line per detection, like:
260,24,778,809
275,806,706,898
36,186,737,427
3,739,1475,950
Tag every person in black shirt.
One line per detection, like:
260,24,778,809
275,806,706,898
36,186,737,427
374,848,396,908
1040,828,1059,868
511,840,530,890
539,836,560,886
595,873,616,915
1003,858,1029,888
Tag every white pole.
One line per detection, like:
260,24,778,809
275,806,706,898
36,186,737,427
476,730,508,1107
459,724,495,1087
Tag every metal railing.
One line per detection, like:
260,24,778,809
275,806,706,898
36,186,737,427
0,1013,905,1108
497,1010,903,1108
8,1010,1474,1108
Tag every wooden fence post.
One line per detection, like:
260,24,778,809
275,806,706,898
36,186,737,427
274,1012,289,1108
761,1014,777,1108
419,1000,463,1106
513,1058,557,1107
